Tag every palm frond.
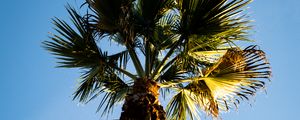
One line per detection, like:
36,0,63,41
72,50,131,103
92,72,129,116
175,0,252,65
152,0,252,81
43,6,133,106
163,45,271,118
72,64,130,115
73,67,101,102
43,6,100,68
135,0,174,30
148,11,181,51
166,89,201,120
85,0,123,34
160,64,187,82
201,45,270,117
159,63,188,99
204,46,270,97
184,80,220,118
177,0,251,37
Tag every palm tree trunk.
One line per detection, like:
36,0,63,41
120,78,166,120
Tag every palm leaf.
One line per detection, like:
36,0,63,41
72,64,130,116
151,0,252,81
164,45,271,118
91,72,129,116
177,0,251,37
134,0,175,35
43,6,132,107
166,89,201,120
43,6,101,68
197,45,270,117
85,0,123,34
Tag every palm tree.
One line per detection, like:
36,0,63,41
43,0,271,119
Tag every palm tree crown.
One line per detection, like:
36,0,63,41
43,0,271,119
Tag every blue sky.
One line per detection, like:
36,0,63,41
0,0,299,120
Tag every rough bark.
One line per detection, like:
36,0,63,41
120,78,166,120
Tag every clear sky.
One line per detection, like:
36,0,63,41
0,0,299,120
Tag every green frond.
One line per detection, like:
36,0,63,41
152,0,253,81
162,45,271,118
199,45,270,117
185,81,220,118
43,6,133,110
135,0,174,29
43,6,100,68
74,66,130,115
73,67,101,102
152,28,180,50
43,6,131,71
175,54,202,74
159,63,188,99
160,64,187,82
85,0,123,33
95,74,129,116
149,10,180,50
177,0,251,39
72,50,131,103
166,89,201,120
109,50,129,69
